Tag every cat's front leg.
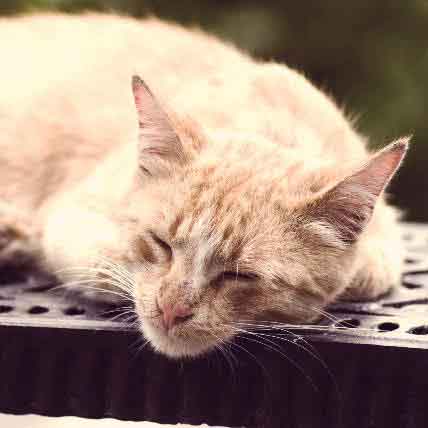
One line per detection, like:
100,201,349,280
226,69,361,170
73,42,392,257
0,201,41,269
42,204,132,304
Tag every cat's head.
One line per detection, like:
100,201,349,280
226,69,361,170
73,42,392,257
125,76,407,358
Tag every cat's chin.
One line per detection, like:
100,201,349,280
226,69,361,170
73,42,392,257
140,320,217,359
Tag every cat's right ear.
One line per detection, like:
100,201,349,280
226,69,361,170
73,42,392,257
305,138,408,245
132,75,185,177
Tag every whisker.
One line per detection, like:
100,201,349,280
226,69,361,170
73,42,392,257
230,325,319,392
55,261,136,298
232,321,341,400
234,321,324,363
208,332,238,380
236,319,375,334
225,336,270,382
59,281,132,302
108,309,138,323
99,305,134,316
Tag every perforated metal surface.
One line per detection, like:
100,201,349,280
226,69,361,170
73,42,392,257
0,223,427,428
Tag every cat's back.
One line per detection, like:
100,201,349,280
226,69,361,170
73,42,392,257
0,13,364,210
0,13,247,116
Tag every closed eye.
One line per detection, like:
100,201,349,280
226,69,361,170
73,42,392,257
150,232,172,256
222,271,259,282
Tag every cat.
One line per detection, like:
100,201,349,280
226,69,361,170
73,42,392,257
0,13,407,358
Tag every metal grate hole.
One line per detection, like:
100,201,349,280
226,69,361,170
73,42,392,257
0,305,13,313
408,326,428,335
402,281,422,289
28,306,49,315
378,322,399,332
64,307,85,316
334,319,360,328
405,257,420,264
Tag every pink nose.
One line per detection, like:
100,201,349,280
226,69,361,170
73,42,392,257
158,300,194,331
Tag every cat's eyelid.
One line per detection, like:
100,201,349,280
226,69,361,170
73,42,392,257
149,230,168,242
149,231,172,252
222,271,259,282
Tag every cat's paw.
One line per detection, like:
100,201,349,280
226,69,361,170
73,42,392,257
340,247,402,302
341,270,393,302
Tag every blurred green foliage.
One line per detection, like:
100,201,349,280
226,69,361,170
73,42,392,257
2,0,427,220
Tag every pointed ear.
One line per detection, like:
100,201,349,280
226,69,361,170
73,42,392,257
307,138,409,244
132,75,185,177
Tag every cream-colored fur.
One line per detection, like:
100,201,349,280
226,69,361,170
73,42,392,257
0,13,407,358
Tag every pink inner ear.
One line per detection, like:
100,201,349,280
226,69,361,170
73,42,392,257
349,138,409,198
132,76,156,117
130,75,184,177
312,138,409,243
132,75,159,126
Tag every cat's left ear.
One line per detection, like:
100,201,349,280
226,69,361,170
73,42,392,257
132,75,185,177
307,138,409,244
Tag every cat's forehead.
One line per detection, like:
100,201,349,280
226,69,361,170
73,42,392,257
160,174,289,259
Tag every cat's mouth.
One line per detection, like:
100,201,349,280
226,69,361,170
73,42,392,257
140,318,219,358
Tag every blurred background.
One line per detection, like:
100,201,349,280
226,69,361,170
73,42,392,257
1,0,427,220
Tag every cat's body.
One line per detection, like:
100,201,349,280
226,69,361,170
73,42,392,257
0,14,406,357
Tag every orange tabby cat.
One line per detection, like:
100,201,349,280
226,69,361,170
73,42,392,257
0,13,407,357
